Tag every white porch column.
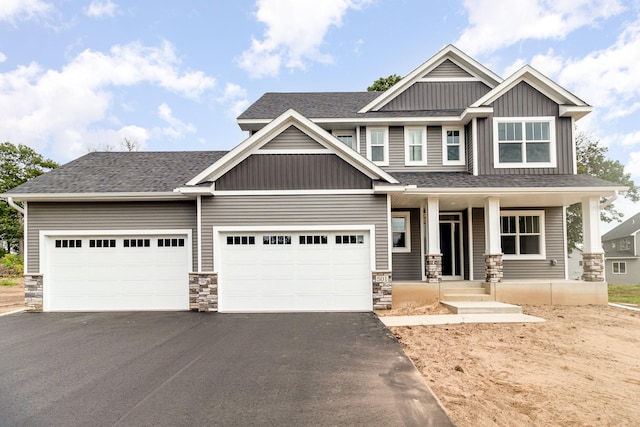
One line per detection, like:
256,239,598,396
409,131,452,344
581,196,605,282
425,197,442,283
483,197,503,283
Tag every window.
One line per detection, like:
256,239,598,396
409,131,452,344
620,238,631,250
299,235,328,245
391,212,411,253
500,211,545,258
55,239,82,248
123,239,150,248
263,235,291,245
366,127,389,166
89,239,115,248
159,238,187,247
493,117,556,168
612,261,627,274
404,127,427,165
333,131,356,150
335,234,364,245
443,127,465,165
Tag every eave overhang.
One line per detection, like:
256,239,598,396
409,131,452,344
2,192,191,202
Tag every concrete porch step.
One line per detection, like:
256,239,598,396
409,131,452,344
442,287,487,295
440,301,523,314
440,281,484,288
441,294,494,302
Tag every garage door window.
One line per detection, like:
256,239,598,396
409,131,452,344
263,235,292,245
55,239,82,248
89,239,115,248
124,239,150,248
299,235,328,245
336,234,364,244
159,238,186,247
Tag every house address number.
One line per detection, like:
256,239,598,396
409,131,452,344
375,275,390,282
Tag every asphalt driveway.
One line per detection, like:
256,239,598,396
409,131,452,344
0,312,452,426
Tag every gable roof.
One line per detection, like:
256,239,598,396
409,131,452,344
4,151,226,199
358,44,503,113
188,109,399,186
602,211,640,241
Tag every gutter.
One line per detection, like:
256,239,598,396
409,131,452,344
600,190,619,209
4,197,25,215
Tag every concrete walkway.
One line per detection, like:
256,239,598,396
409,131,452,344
380,313,546,327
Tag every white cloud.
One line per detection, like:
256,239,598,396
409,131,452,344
456,0,624,56
217,83,249,117
0,41,215,159
156,103,196,139
85,0,118,18
0,52,6,63
0,0,51,22
238,0,372,78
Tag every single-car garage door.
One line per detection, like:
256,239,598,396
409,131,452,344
44,233,191,311
218,230,373,312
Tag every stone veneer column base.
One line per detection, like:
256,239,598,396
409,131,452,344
582,253,605,282
425,254,442,283
24,274,43,312
484,253,504,283
372,271,392,310
189,272,218,312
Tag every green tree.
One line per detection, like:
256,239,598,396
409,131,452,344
0,142,58,253
566,132,639,251
367,74,402,91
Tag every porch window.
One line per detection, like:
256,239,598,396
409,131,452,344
442,127,465,165
500,211,545,259
493,117,556,168
612,261,627,274
392,212,411,253
404,126,427,165
366,127,389,166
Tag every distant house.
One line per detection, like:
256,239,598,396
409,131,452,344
567,248,584,280
603,212,640,285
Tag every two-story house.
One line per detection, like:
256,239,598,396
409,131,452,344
3,45,626,312
602,212,640,285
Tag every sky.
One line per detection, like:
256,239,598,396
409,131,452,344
1,0,639,227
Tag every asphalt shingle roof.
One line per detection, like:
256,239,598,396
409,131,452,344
602,211,640,241
389,172,624,188
5,151,227,194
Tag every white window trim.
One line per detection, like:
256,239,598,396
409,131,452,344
404,126,427,166
366,127,389,166
612,261,627,274
493,117,556,168
442,126,466,166
332,130,357,151
391,211,411,253
500,210,546,260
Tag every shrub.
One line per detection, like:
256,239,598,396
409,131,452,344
0,254,23,277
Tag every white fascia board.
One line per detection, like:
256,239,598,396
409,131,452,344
190,109,399,185
559,105,593,120
471,65,589,108
173,186,213,195
402,186,628,196
373,185,412,193
358,45,502,113
5,192,187,202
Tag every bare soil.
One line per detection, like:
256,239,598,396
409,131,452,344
0,277,25,313
390,304,640,426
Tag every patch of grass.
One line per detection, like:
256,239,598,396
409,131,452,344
0,278,19,287
608,284,640,304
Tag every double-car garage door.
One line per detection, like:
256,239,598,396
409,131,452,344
43,228,373,312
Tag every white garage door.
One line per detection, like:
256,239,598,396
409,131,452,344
218,230,372,312
44,234,190,311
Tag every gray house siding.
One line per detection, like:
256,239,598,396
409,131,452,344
260,125,325,150
391,208,422,281
472,207,566,280
605,258,640,285
200,194,389,272
380,81,491,111
26,201,197,273
215,154,372,190
477,81,574,175
424,59,473,78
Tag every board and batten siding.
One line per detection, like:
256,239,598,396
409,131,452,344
424,59,473,78
200,194,389,272
215,154,372,190
260,125,325,150
472,207,566,281
26,201,197,273
391,208,422,281
477,81,574,175
380,81,491,111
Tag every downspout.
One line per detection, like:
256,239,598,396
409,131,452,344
600,190,619,209
5,197,25,215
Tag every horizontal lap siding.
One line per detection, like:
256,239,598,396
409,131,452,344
380,82,490,111
260,125,325,150
478,81,573,175
27,201,197,273
472,207,566,280
392,208,422,280
201,194,389,271
215,154,372,190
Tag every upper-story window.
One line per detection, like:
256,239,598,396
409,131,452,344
366,127,389,166
620,238,631,250
404,126,427,165
493,117,556,168
443,127,465,165
333,131,356,150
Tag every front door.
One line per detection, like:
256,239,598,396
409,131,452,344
439,213,463,280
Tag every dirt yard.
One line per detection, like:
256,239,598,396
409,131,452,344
0,278,24,313
389,304,640,426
